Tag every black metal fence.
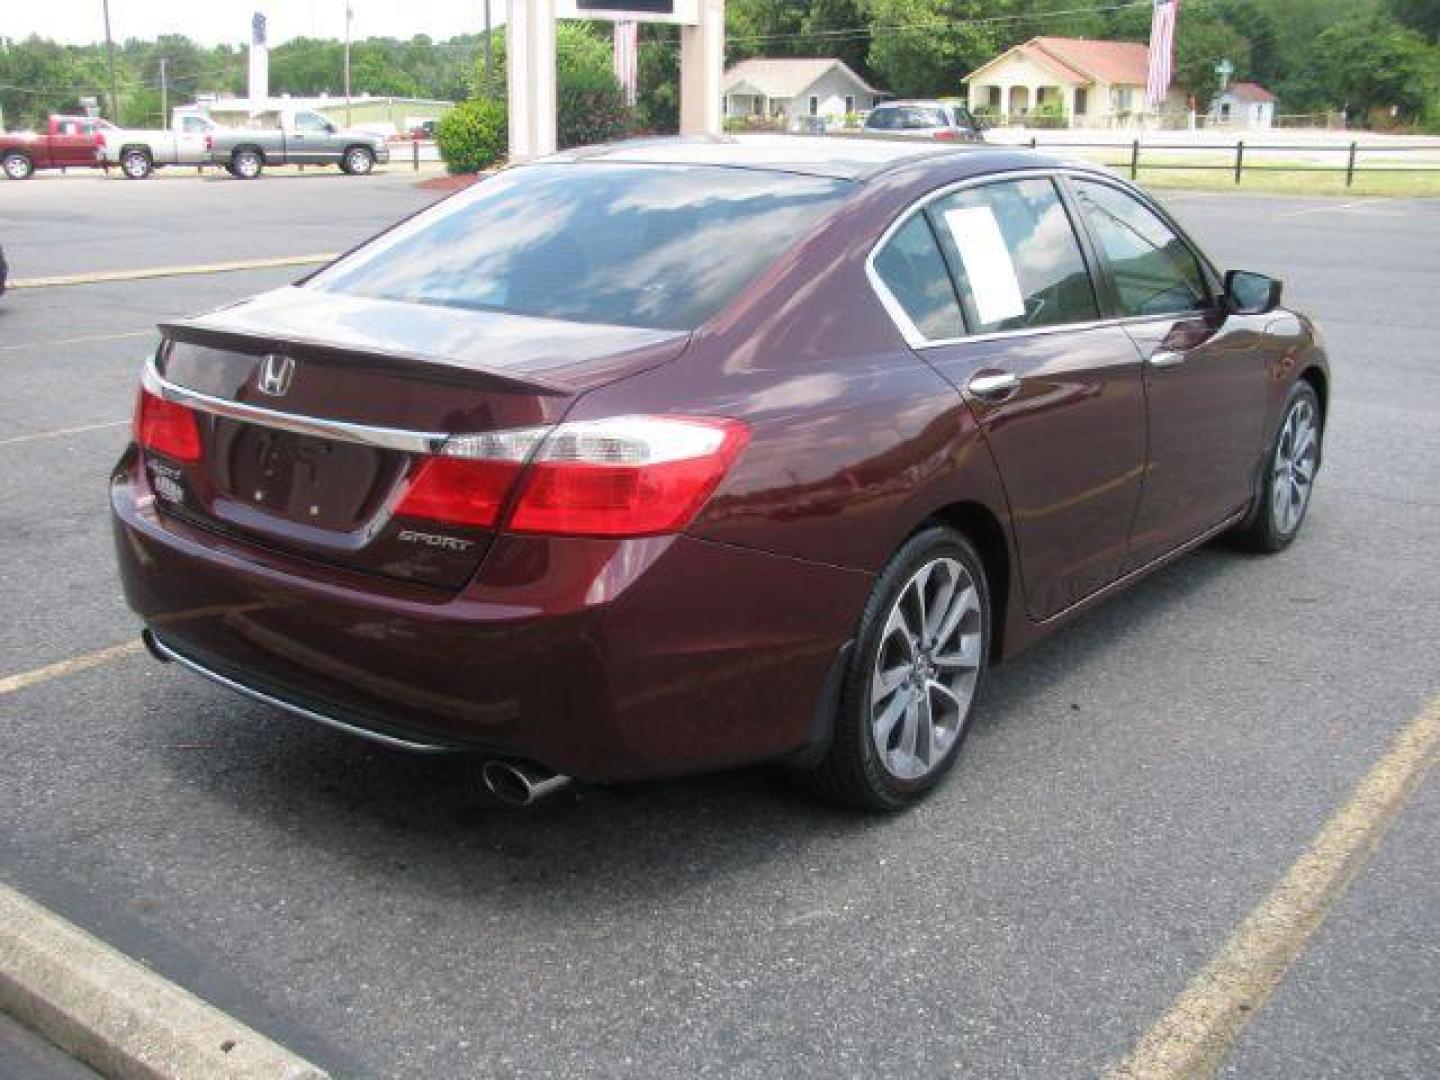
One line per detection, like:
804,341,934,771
1022,138,1440,187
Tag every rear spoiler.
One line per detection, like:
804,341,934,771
157,320,574,397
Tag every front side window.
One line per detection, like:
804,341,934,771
872,215,964,341
928,177,1098,334
1071,179,1211,317
311,164,850,331
866,108,898,130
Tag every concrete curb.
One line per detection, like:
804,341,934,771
0,885,329,1080
8,254,337,290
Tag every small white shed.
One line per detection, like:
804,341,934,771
1211,82,1277,129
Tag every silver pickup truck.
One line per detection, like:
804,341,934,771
103,113,219,179
208,108,390,179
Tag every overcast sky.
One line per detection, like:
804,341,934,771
5,1,505,47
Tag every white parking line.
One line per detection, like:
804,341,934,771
0,642,143,696
0,421,128,449
9,253,336,289
1109,694,1440,1078
0,329,153,353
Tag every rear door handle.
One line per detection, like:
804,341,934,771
967,372,1020,400
1148,349,1186,369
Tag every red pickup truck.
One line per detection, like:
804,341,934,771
2,116,114,180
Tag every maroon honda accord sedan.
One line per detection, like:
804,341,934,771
112,136,1328,810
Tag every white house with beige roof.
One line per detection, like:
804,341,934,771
964,36,1163,128
723,58,880,124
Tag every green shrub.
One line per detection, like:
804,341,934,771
558,66,630,149
436,97,507,174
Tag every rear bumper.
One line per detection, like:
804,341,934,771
111,451,869,780
373,145,391,164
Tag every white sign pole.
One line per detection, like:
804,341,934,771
679,0,724,136
508,0,559,162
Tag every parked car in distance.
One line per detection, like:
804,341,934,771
102,112,219,179
864,100,984,142
114,136,1328,812
207,109,390,178
2,115,114,179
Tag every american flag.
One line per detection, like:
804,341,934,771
1146,0,1180,110
613,21,639,107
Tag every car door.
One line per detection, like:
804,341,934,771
287,111,331,164
875,174,1148,621
1066,176,1274,567
51,120,96,168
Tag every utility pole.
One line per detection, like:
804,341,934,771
344,2,353,126
158,57,168,127
483,0,493,97
102,0,120,121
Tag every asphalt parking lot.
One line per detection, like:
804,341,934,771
1,169,1437,1078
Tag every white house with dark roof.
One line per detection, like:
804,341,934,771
722,58,880,123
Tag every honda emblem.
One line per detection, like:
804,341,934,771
257,354,296,397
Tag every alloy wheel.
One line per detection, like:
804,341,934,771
346,148,373,175
3,154,32,180
234,151,261,179
870,557,983,781
1271,395,1318,535
122,151,150,179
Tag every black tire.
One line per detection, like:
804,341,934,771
1231,381,1322,553
230,148,264,179
120,148,153,179
3,151,34,181
801,525,991,812
340,146,375,176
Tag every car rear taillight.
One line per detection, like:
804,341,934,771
134,388,202,463
509,417,750,537
393,427,547,528
393,416,749,538
933,129,959,142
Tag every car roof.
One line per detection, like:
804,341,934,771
871,100,950,109
545,134,1067,182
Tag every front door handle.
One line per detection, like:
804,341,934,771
1148,349,1186,369
967,371,1020,400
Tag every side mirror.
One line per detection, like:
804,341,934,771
1225,270,1283,315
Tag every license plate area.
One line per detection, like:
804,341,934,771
215,422,395,531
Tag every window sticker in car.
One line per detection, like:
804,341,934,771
941,206,1026,326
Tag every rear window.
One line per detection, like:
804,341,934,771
310,163,851,331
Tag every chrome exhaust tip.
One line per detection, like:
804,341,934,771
482,760,572,807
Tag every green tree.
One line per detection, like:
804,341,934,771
1387,0,1440,42
1314,9,1440,123
866,0,1017,99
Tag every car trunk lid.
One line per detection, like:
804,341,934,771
143,287,690,589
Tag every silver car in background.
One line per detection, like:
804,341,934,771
864,100,984,143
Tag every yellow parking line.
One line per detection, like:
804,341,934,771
0,329,153,352
0,642,144,696
0,420,128,448
8,253,337,290
1109,695,1440,1079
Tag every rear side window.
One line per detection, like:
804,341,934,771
928,177,1098,334
1071,179,1211,317
311,164,849,331
872,216,965,341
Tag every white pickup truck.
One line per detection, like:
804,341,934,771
102,112,220,179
